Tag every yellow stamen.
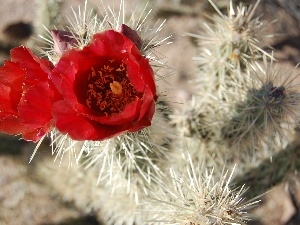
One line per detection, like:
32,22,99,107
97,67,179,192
110,81,122,95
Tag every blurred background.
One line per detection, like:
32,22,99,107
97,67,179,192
0,0,300,224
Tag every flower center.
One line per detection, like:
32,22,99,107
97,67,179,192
110,81,122,95
85,59,141,116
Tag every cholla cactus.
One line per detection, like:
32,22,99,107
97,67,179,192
1,0,300,224
222,57,300,152
146,155,260,225
42,1,174,225
0,0,172,224
169,96,214,139
188,0,272,100
37,0,173,181
171,0,300,207
43,3,174,224
36,155,155,225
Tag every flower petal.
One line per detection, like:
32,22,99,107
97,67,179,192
82,98,142,125
0,83,15,115
139,58,157,98
0,115,25,135
52,100,131,141
10,46,53,83
0,46,56,141
0,61,24,111
125,57,146,93
0,61,25,84
21,120,54,142
89,30,134,56
18,82,54,129
129,87,156,132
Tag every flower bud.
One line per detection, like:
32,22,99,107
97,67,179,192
51,30,78,56
117,24,142,50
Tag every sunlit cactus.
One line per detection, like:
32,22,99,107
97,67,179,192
221,58,300,152
1,0,299,224
146,156,260,225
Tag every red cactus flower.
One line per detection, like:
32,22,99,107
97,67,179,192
0,46,57,142
51,30,157,141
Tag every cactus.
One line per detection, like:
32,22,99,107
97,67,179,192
1,0,300,224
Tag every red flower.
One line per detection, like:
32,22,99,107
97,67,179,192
51,30,157,141
0,46,57,142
